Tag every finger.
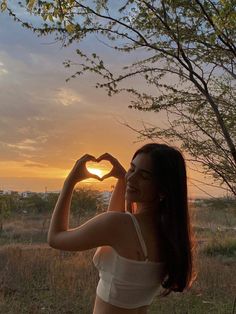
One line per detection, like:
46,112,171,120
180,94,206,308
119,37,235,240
85,154,97,161
80,155,97,164
89,173,102,181
96,153,114,162
96,153,107,162
100,172,113,180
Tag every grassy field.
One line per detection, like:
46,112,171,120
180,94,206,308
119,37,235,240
0,202,235,314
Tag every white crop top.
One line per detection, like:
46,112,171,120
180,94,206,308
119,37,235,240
92,211,166,309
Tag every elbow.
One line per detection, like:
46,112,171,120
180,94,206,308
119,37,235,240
47,237,52,246
47,233,55,248
47,230,67,250
48,239,57,249
47,238,53,248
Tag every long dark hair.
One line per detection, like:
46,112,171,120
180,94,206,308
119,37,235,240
131,143,197,296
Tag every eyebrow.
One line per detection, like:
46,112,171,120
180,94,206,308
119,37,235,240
130,161,153,175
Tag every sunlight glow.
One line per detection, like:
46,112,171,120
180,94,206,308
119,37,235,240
87,167,103,178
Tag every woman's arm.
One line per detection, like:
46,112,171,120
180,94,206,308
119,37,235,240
107,177,126,212
47,154,101,244
47,175,122,251
96,153,127,212
47,178,75,242
48,155,127,251
47,152,131,249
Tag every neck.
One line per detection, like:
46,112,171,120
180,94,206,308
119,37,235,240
135,201,159,216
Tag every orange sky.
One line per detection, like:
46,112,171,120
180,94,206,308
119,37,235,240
0,10,228,198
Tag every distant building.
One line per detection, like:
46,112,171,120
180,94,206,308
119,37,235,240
0,189,60,199
20,191,35,198
0,190,18,195
2,190,12,195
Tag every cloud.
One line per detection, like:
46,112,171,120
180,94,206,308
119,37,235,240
55,87,82,107
0,61,8,76
0,11,166,174
0,160,68,178
23,161,48,168
7,139,38,152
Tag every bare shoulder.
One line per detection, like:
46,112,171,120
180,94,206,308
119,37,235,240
104,211,128,218
104,211,130,226
48,211,129,252
104,211,131,241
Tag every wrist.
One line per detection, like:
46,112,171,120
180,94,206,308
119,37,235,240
118,173,126,181
64,176,77,189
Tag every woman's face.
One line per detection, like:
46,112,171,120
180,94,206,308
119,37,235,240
125,152,160,203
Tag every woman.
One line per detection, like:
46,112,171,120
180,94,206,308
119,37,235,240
48,143,197,314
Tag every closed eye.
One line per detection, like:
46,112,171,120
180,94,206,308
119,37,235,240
129,168,151,179
142,174,152,180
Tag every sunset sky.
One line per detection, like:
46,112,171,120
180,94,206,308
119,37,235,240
0,6,227,199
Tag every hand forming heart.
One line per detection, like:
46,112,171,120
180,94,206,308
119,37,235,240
86,158,113,179
66,153,127,185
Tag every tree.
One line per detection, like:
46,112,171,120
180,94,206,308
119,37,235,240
70,187,106,225
2,0,236,196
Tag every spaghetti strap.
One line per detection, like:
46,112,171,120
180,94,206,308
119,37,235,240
125,211,149,261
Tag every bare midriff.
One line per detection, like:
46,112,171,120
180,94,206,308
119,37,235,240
92,295,149,314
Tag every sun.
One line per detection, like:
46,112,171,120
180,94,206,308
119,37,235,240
87,167,103,178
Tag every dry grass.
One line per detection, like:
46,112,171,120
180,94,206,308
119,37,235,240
0,244,99,313
0,204,235,313
149,253,236,314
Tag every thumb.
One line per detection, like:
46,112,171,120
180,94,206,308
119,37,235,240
90,173,103,181
100,171,113,181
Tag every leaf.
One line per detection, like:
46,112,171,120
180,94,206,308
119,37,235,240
27,0,36,11
48,14,54,22
65,23,75,33
0,2,7,12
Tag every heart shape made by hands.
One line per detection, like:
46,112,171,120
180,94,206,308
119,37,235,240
86,159,113,179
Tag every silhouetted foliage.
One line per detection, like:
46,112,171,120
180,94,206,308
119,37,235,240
2,0,236,195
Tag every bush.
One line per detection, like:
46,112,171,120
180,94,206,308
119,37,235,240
203,238,236,257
